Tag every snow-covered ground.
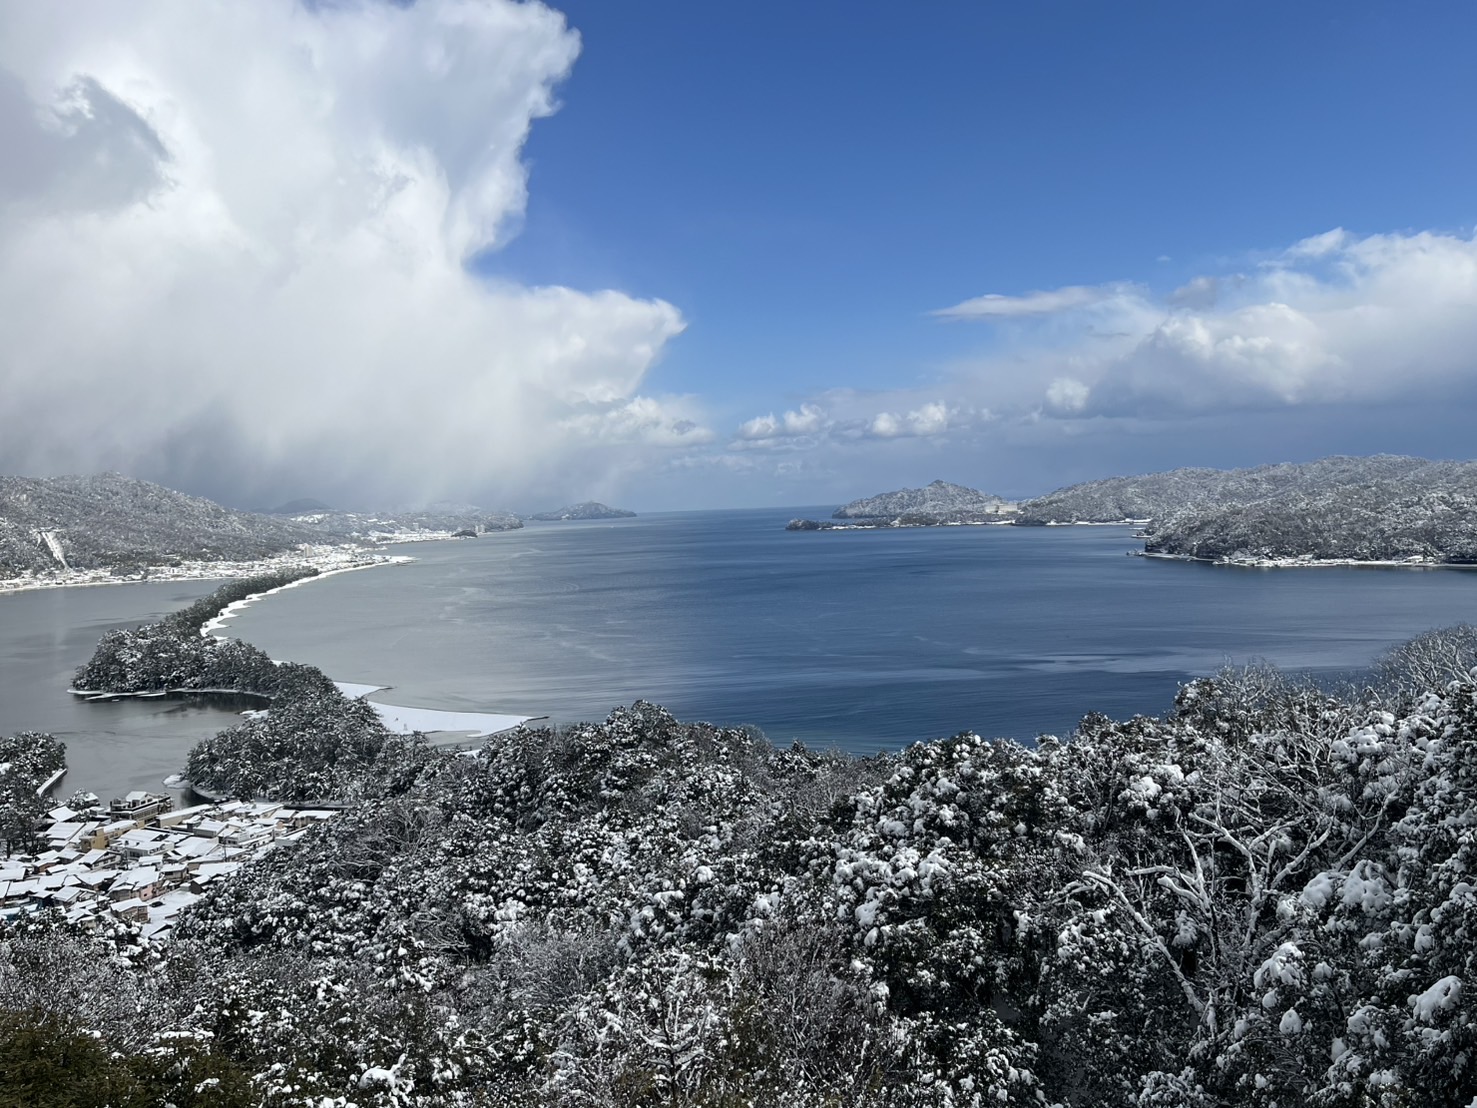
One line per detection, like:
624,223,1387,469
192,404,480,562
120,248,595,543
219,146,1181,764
1141,551,1474,569
364,701,530,739
241,684,530,738
0,544,405,595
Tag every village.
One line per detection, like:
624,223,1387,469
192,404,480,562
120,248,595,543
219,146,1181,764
0,789,339,941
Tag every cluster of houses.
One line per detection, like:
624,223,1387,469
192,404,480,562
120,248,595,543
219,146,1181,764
0,790,338,941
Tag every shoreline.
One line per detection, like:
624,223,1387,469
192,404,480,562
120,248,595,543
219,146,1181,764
197,555,412,638
0,544,403,597
1141,551,1477,569
194,554,535,742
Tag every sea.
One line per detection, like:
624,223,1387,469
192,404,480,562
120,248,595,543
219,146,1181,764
3,506,1476,800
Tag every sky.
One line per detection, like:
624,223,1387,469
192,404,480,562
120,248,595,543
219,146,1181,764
0,1,1474,512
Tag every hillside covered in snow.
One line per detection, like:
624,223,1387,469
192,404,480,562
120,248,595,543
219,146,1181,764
0,474,321,578
787,479,1017,529
835,479,1016,520
7,588,1477,1104
1140,457,1477,563
1016,455,1477,564
0,474,530,581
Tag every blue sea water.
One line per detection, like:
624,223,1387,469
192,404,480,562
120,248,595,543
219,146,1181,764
219,508,1477,754
4,508,1476,800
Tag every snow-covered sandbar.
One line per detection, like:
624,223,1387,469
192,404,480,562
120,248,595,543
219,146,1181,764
361,700,531,740
241,684,531,739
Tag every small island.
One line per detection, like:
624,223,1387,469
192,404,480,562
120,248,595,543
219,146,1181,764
527,501,636,521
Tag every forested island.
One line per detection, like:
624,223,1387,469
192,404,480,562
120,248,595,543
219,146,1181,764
793,456,1477,565
4,579,1477,1104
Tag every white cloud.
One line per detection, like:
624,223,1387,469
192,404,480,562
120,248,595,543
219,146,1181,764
909,228,1477,427
1045,377,1090,414
933,283,1128,320
1282,227,1350,261
1084,229,1477,417
736,403,826,441
0,0,687,506
865,401,968,439
743,226,1477,479
560,395,714,447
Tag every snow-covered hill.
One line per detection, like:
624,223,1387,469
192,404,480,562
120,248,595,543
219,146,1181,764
833,478,1016,520
1021,455,1477,563
0,473,321,578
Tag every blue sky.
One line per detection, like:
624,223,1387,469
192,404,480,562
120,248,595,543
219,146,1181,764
486,1,1477,473
2,1,1476,509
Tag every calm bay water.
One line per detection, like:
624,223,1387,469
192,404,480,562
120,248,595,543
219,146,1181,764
3,508,1475,798
221,508,1477,754
0,579,246,799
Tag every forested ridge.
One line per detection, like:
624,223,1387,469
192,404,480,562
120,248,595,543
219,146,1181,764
7,591,1477,1103
1022,456,1477,562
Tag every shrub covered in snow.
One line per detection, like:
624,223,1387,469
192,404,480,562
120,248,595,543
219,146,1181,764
10,614,1477,1104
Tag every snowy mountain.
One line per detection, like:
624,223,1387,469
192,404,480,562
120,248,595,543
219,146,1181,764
527,501,636,520
0,473,321,577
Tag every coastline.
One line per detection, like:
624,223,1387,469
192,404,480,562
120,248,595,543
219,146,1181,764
194,551,535,742
0,543,403,597
1140,550,1477,569
197,554,412,638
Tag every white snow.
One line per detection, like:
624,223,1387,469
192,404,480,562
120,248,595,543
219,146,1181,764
1411,975,1462,1022
366,701,529,739
1341,861,1391,914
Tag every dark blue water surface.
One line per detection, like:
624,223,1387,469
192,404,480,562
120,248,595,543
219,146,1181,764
4,509,1476,798
216,509,1477,754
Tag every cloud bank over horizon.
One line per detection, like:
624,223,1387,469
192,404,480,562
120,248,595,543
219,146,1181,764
2,2,1474,513
721,226,1477,499
0,0,699,509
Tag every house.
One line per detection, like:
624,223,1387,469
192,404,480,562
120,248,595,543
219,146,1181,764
115,829,170,861
110,897,149,923
157,803,216,829
107,791,173,822
108,867,161,903
190,818,228,840
92,820,137,848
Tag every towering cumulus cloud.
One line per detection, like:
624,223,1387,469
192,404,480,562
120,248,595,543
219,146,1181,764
0,1,690,506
